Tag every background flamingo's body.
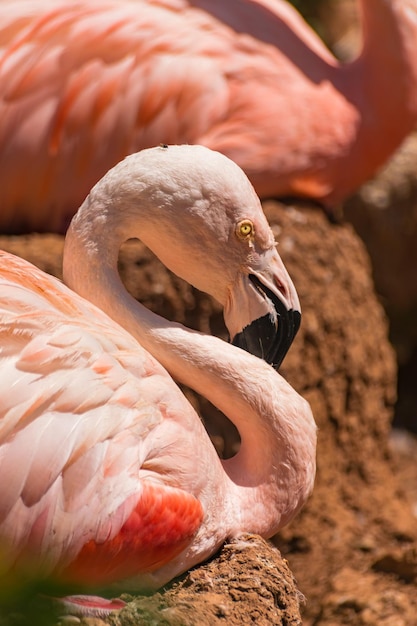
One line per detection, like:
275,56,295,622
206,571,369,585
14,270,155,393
0,145,316,596
1,0,417,232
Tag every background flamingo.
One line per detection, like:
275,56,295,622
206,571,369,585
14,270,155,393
0,145,316,614
1,0,417,233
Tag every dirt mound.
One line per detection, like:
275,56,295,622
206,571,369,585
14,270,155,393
109,535,303,626
344,132,417,435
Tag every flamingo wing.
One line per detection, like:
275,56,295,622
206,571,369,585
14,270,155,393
1,0,341,232
0,1,233,231
0,251,203,584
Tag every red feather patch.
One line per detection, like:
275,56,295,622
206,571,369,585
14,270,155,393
63,482,204,584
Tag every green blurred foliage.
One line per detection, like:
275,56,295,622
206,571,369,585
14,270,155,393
288,0,323,21
0,592,59,626
288,0,329,40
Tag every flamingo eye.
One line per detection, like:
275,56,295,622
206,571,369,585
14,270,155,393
236,219,254,240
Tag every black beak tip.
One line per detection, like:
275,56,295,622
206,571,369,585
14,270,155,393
275,307,301,369
232,308,301,371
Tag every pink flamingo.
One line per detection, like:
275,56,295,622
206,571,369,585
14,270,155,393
0,145,316,615
1,0,417,233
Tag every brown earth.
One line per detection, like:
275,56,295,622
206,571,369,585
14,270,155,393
1,196,417,626
344,132,417,434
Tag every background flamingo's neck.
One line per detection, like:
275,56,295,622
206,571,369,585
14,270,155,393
354,0,417,148
358,0,417,109
322,0,417,205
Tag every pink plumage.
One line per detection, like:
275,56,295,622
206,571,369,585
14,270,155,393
1,0,417,232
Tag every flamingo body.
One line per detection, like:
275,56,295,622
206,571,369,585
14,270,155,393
0,145,316,599
0,251,204,585
1,0,417,232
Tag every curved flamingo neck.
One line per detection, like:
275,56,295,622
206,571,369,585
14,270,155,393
154,327,317,533
319,0,417,204
63,199,316,535
355,0,417,116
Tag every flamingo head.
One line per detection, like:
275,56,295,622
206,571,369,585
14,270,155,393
221,214,301,370
136,145,301,369
227,247,301,371
69,144,301,369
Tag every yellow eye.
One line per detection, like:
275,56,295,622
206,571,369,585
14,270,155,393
236,219,254,240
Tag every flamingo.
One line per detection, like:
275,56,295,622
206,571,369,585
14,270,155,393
1,0,417,233
0,144,316,615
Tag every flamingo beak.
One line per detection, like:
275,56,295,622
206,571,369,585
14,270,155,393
225,250,301,370
231,274,301,370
